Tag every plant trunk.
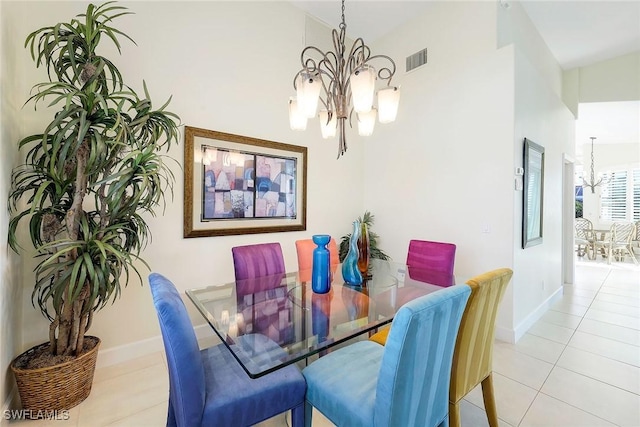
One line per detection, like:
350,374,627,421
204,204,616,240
56,140,89,357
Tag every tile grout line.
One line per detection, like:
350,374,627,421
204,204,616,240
517,267,613,427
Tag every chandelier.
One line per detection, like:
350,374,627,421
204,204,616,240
583,137,608,193
288,0,400,158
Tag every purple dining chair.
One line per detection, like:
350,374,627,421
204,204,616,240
406,239,456,286
232,243,292,345
232,243,286,281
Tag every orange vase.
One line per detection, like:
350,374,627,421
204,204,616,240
357,222,370,277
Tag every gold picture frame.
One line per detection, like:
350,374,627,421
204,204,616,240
184,126,307,238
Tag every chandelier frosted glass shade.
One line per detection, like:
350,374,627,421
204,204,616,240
350,65,376,113
377,86,400,124
289,0,399,158
319,110,337,139
357,108,377,136
288,97,307,131
296,72,322,118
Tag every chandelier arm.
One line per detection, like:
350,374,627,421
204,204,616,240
360,54,397,86
346,38,370,71
300,46,341,85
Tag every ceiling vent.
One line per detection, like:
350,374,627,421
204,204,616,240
406,48,428,72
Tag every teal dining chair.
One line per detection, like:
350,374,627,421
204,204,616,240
149,273,306,427
302,284,471,427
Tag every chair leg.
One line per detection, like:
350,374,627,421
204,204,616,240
448,401,461,427
304,400,313,427
291,402,305,427
481,374,499,427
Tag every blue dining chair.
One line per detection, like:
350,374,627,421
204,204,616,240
148,273,306,427
303,284,471,427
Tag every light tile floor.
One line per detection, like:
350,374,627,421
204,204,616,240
6,258,639,426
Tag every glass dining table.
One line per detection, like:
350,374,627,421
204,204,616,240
186,259,453,378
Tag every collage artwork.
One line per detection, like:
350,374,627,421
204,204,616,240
201,145,298,221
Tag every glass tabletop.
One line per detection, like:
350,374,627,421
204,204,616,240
186,259,451,378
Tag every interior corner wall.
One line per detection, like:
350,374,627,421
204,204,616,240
0,0,25,408
9,1,363,359
361,1,516,331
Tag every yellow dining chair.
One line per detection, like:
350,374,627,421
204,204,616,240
449,268,513,427
369,268,513,427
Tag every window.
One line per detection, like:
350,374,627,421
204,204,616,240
600,168,640,222
634,169,640,221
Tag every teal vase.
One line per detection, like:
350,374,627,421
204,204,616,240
342,221,363,285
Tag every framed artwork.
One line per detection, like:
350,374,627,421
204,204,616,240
522,138,544,248
184,126,307,237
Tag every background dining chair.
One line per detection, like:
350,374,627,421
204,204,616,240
369,239,456,345
593,222,638,264
406,239,456,285
303,284,471,427
574,217,595,259
633,220,640,256
449,268,513,427
232,242,286,281
295,237,339,282
149,273,305,427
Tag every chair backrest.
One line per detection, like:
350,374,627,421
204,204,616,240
295,238,340,272
149,273,205,427
575,218,594,239
634,221,640,241
611,222,635,244
374,284,471,427
449,268,513,404
406,240,456,285
232,243,286,281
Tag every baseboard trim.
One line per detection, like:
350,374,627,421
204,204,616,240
495,286,564,344
95,324,215,369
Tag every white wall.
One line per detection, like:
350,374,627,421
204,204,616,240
6,1,363,358
364,1,517,331
0,0,25,409
505,1,575,339
365,0,574,341
512,48,575,334
576,52,640,103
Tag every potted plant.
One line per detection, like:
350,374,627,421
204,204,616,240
7,1,180,413
338,211,390,263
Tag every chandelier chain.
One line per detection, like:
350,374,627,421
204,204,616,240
590,137,596,185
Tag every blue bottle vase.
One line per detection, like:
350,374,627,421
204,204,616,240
342,221,363,285
312,235,331,294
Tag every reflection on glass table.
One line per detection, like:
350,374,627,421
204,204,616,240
186,259,452,378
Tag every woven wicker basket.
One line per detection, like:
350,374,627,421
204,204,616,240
10,336,100,415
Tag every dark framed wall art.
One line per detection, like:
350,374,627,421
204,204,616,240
522,138,545,248
184,126,307,237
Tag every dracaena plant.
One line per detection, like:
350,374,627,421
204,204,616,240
8,2,180,357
